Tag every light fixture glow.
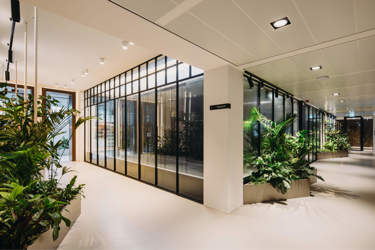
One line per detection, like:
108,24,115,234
129,41,135,46
332,92,340,97
121,40,130,50
271,17,291,29
81,69,88,77
310,65,322,71
99,58,105,65
316,75,329,80
340,99,344,103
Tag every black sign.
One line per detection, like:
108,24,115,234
210,103,231,110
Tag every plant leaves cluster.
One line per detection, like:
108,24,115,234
0,83,89,249
321,123,351,152
244,107,323,194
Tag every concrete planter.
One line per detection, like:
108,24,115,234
29,196,81,250
244,179,310,204
317,151,348,160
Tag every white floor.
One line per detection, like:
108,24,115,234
59,152,375,250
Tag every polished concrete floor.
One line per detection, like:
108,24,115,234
59,152,375,250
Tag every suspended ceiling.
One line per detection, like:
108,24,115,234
1,0,375,117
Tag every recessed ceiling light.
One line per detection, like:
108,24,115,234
340,99,344,103
332,92,340,97
81,69,88,77
99,58,105,65
310,65,322,71
316,75,329,80
121,40,130,50
270,17,291,29
129,41,135,46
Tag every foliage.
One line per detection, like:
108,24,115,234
0,84,88,249
322,128,351,152
244,107,323,194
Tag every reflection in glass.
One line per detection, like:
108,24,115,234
116,98,126,174
126,94,139,178
243,79,258,177
293,100,299,135
98,103,105,167
91,105,97,165
140,90,156,184
274,94,283,122
178,77,203,202
157,84,177,192
106,100,115,170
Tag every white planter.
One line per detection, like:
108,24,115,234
243,179,310,204
29,196,81,250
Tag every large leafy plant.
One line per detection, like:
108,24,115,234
322,125,351,152
0,84,87,249
244,107,322,194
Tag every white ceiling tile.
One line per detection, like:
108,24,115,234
233,0,315,52
357,36,375,70
355,0,375,32
294,0,355,42
189,0,279,60
166,13,254,65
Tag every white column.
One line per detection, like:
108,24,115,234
203,64,243,213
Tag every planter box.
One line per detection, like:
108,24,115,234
29,196,81,250
317,151,348,160
244,179,310,204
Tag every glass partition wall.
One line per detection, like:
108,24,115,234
84,55,204,202
243,72,334,183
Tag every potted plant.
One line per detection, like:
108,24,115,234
318,123,350,159
0,84,88,249
243,107,323,204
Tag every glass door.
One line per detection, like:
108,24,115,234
43,89,75,161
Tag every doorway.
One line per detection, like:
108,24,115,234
43,89,76,161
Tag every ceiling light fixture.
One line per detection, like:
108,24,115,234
332,92,340,97
81,69,88,77
340,99,344,103
99,57,105,65
270,17,291,29
121,40,129,50
129,41,135,46
310,65,322,71
316,75,329,80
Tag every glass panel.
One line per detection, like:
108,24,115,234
148,59,155,73
45,91,73,162
116,98,126,174
126,83,132,95
140,77,147,91
293,100,299,135
178,63,190,80
178,76,203,202
91,105,97,165
140,90,156,184
167,57,176,67
85,108,90,162
191,66,204,76
243,79,258,178
120,85,125,96
132,68,139,80
98,103,105,167
106,100,115,170
260,87,272,120
115,87,120,98
110,78,114,89
285,97,293,134
126,71,131,83
157,84,177,192
133,80,139,93
274,94,283,122
120,73,125,85
157,56,165,70
167,66,176,83
157,70,165,86
148,73,155,88
140,63,147,77
126,94,139,178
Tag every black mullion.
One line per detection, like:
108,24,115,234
307,106,310,163
124,96,128,176
257,83,261,156
154,87,158,186
291,97,294,135
90,105,92,163
113,99,116,172
272,89,275,122
282,95,285,121
96,102,99,166
138,68,141,180
176,60,179,194
84,101,86,162
104,87,107,169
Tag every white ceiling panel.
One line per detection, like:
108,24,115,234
293,0,355,42
355,0,375,32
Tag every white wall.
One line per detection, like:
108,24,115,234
203,65,243,213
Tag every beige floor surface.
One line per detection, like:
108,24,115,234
58,151,375,250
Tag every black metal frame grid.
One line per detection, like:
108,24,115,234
243,72,335,183
84,55,204,203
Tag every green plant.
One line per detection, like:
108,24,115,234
244,107,323,194
322,125,351,152
0,84,88,249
